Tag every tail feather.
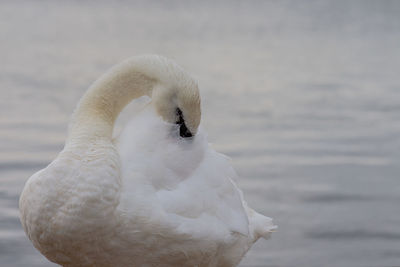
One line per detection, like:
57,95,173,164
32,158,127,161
249,209,277,241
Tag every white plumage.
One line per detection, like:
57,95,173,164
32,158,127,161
19,55,276,267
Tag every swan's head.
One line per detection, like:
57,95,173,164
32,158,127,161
152,82,201,138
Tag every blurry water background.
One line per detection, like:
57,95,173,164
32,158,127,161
1,1,400,266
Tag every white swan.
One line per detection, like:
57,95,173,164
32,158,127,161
19,55,276,267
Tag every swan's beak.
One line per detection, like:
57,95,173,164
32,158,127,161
176,108,193,138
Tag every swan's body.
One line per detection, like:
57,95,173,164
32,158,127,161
19,55,276,267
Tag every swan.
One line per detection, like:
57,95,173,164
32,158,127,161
19,55,276,267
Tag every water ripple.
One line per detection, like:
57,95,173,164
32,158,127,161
307,230,400,240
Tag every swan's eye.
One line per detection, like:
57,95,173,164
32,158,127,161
176,108,193,138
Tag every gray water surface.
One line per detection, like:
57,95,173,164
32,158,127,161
1,1,400,266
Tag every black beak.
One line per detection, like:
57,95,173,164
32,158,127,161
176,108,193,138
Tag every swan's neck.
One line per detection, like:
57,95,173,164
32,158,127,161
65,56,199,146
67,63,156,145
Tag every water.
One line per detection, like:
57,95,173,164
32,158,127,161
1,1,400,266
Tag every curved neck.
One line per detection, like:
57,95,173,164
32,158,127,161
66,62,156,146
